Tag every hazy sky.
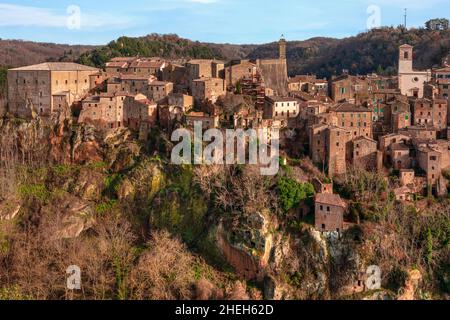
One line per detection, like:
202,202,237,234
0,0,448,45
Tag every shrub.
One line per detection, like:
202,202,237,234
277,177,314,213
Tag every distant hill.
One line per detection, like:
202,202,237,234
0,39,96,68
1,27,450,93
77,34,252,67
292,27,450,78
76,28,450,78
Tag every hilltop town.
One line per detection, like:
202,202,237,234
0,28,449,300
5,36,450,234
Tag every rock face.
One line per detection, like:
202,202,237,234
217,210,274,281
51,196,95,239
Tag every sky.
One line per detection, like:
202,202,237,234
0,0,448,45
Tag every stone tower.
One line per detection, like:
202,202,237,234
399,44,413,74
279,35,286,60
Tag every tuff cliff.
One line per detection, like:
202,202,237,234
0,117,448,300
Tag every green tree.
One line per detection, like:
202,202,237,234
277,177,314,213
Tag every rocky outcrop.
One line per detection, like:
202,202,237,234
50,195,95,239
217,210,275,281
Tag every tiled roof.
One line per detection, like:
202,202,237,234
333,102,370,113
315,193,346,207
11,62,99,72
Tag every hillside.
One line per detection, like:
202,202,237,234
1,27,450,93
0,39,96,68
77,34,254,67
293,27,450,78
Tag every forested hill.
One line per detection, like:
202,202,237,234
0,39,96,68
77,34,256,67
1,27,450,87
76,28,450,78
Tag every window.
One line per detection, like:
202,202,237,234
404,51,409,59
327,206,330,212
65,80,68,85
320,205,323,211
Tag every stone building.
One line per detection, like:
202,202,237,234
399,125,437,141
162,62,189,89
8,62,99,118
185,111,219,129
78,92,130,129
288,75,328,95
187,59,225,85
191,77,226,104
263,96,299,121
351,136,378,170
105,57,165,77
432,66,450,99
123,95,158,131
225,60,258,87
398,45,431,98
417,146,442,185
411,98,448,136
105,58,132,75
379,133,411,166
330,75,370,103
147,81,174,102
168,93,194,112
79,92,157,132
310,124,351,177
331,102,373,139
391,143,412,170
315,193,346,233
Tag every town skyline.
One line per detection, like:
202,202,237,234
0,0,448,45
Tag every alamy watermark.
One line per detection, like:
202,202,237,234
366,5,381,30
66,265,81,290
66,5,81,30
171,122,280,176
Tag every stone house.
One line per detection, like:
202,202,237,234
8,62,99,118
185,111,219,130
315,193,346,233
309,124,352,177
191,77,226,104
168,93,194,112
147,81,174,102
187,59,225,85
431,66,450,99
330,102,373,139
78,92,130,129
330,75,370,103
391,143,412,170
350,136,378,170
105,59,131,76
263,96,300,122
417,146,442,185
394,186,414,202
123,95,158,131
162,63,189,89
411,98,448,134
224,60,258,87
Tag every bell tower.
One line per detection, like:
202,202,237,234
279,35,286,60
399,44,413,74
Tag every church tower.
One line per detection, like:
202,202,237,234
399,44,413,74
279,35,286,60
